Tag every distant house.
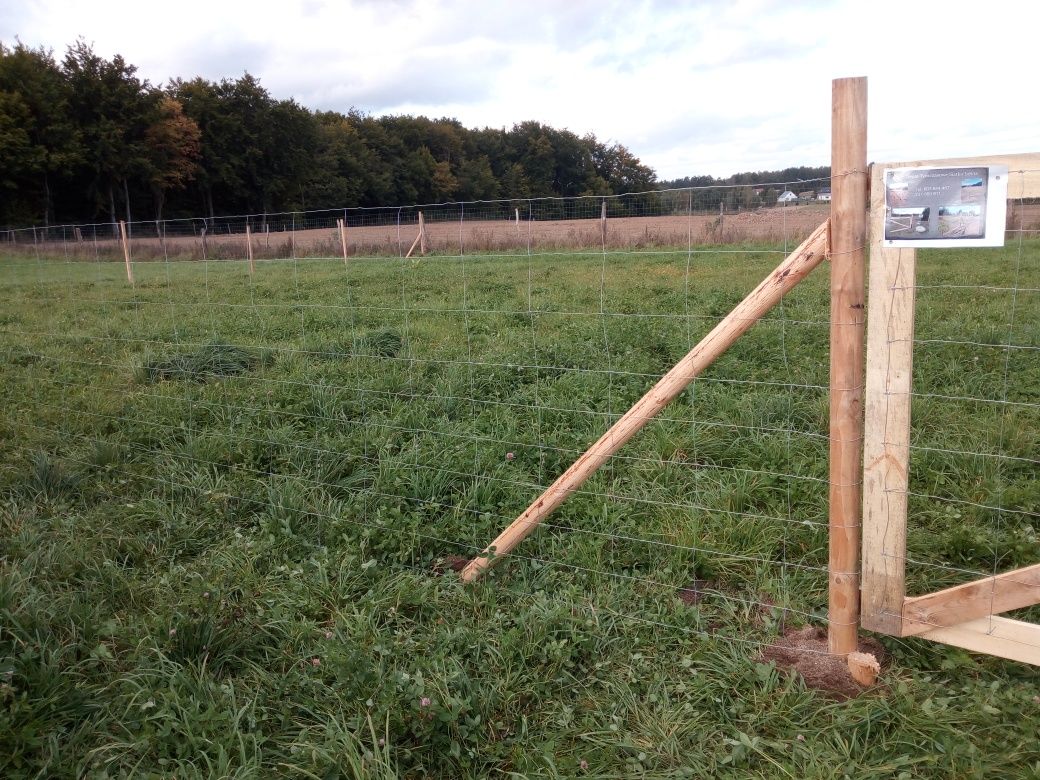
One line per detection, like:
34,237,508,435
777,190,798,204
798,190,816,201
817,188,832,202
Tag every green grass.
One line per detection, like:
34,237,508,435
0,242,1038,778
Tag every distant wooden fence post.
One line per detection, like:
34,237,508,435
405,211,428,259
337,218,348,263
600,200,607,245
827,76,868,656
246,224,255,274
119,220,134,285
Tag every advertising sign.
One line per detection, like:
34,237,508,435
883,165,1008,247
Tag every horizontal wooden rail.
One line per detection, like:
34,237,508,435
901,563,1040,636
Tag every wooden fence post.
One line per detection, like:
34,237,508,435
601,200,607,245
405,211,428,259
119,220,134,285
828,76,868,655
338,218,348,263
246,224,255,274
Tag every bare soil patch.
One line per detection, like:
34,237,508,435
760,625,887,700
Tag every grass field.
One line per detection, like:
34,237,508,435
1,240,1038,778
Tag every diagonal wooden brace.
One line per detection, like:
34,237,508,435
460,220,831,582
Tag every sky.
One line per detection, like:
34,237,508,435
2,0,1036,181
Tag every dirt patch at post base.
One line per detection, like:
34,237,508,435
760,625,887,700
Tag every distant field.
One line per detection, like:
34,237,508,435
1,241,1038,777
10,205,832,262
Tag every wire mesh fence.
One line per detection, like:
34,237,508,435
0,181,845,656
4,184,833,262
1,176,1037,665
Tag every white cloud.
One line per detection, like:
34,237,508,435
2,0,1036,179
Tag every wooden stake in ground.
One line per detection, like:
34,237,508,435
847,652,880,686
337,218,348,263
119,220,134,285
828,76,868,656
600,200,607,246
246,224,255,274
460,219,831,582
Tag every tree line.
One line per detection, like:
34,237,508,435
0,40,659,228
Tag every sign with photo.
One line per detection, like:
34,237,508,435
883,165,1008,247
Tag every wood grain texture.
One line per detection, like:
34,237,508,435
460,220,831,583
915,616,1040,666
860,163,916,636
828,76,867,655
901,563,1040,636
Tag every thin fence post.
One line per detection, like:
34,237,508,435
119,219,134,285
338,217,348,263
246,223,255,274
601,199,607,245
828,76,868,656
419,211,427,255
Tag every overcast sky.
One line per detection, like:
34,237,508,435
2,0,1036,180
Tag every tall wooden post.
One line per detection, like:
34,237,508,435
600,200,607,245
119,220,134,285
337,218,348,263
246,224,255,274
828,76,867,655
418,211,427,255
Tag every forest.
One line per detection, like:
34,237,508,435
0,40,829,228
